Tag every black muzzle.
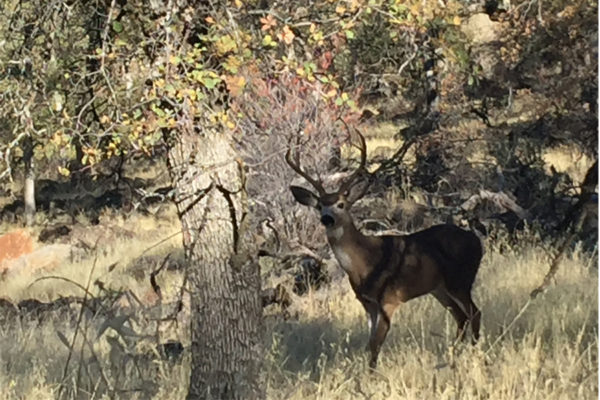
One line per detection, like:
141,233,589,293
320,215,335,227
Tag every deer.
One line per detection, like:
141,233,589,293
286,128,483,368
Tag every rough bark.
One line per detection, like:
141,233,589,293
166,128,263,400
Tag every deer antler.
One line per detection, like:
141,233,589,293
285,145,326,195
338,122,368,196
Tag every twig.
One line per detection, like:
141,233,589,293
58,238,102,397
485,298,532,355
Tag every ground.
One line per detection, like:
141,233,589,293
0,127,597,399
0,198,596,399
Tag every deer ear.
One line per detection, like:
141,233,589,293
290,186,319,208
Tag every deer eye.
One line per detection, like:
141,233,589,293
337,202,345,209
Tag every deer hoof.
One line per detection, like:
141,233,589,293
368,358,378,370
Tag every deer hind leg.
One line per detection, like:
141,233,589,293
431,288,469,341
446,288,481,343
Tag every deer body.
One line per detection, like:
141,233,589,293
286,129,483,368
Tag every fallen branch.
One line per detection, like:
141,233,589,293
461,189,528,219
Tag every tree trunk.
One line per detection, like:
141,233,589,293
166,128,263,400
23,135,36,226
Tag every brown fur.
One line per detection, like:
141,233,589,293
291,188,483,368
287,130,482,368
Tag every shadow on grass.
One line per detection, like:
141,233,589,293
267,316,369,376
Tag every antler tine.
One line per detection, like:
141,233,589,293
338,126,368,195
285,146,326,195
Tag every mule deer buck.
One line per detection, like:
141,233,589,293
286,129,483,368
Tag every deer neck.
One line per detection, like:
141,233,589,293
326,221,374,279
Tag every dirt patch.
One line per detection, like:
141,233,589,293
1,244,74,278
0,230,34,272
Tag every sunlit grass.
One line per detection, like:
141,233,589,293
0,151,597,399
1,207,182,302
264,242,597,400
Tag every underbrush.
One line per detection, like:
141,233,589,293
0,227,596,399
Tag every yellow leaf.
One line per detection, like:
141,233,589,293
215,35,238,56
235,0,242,7
58,166,70,177
335,5,346,14
205,16,215,24
223,55,242,73
410,3,420,16
262,34,276,47
224,75,246,97
453,15,461,25
325,89,337,98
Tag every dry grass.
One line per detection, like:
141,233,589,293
0,212,596,399
0,138,596,398
264,242,597,400
0,140,596,398
543,145,596,190
1,207,182,303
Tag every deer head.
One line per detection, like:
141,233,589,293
287,128,369,231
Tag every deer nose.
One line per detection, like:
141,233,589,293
320,215,335,227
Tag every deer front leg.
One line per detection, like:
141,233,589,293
367,300,400,369
362,300,378,341
368,309,390,369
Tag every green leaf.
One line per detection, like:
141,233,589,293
202,77,221,89
334,97,344,106
151,103,166,117
112,21,124,33
345,30,355,40
165,84,176,96
216,35,238,55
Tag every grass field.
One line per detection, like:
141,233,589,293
265,241,597,400
0,210,596,399
0,131,597,399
